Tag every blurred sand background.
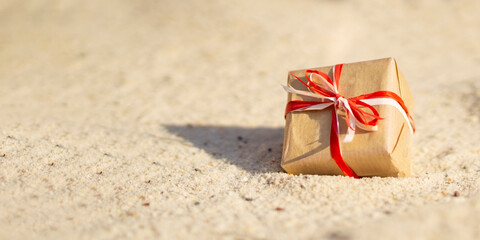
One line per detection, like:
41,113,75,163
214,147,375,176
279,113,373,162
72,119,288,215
1,0,480,239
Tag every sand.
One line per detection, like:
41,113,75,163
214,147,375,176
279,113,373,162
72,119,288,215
1,0,480,239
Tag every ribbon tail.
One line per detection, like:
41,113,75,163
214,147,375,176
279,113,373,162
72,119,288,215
360,98,414,135
283,85,329,100
340,99,356,143
330,109,359,178
343,114,355,143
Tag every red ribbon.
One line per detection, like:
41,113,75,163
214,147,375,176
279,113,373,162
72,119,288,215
285,64,415,178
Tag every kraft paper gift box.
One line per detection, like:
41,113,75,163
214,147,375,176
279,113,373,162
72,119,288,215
281,57,414,177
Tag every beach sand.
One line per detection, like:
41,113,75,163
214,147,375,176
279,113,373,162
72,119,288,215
1,0,480,239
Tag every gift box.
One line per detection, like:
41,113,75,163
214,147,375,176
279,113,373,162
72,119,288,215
281,57,415,178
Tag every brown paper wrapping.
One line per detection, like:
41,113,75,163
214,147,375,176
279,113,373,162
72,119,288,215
281,57,414,177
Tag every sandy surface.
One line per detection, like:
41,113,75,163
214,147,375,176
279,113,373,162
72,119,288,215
1,0,480,239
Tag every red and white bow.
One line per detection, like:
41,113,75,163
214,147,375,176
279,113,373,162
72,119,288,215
284,64,415,178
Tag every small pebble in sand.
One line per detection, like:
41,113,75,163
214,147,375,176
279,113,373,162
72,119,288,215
194,201,200,205
1,154,5,157
275,207,285,211
48,162,55,166
142,202,150,206
97,171,103,175
268,148,272,152
237,136,248,144
328,232,351,240
244,197,253,201
146,180,151,183
126,211,136,217
453,191,460,197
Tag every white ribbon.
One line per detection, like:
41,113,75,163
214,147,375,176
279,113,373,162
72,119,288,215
360,98,414,135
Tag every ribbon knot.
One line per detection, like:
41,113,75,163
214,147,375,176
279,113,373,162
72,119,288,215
334,93,343,100
283,64,415,178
